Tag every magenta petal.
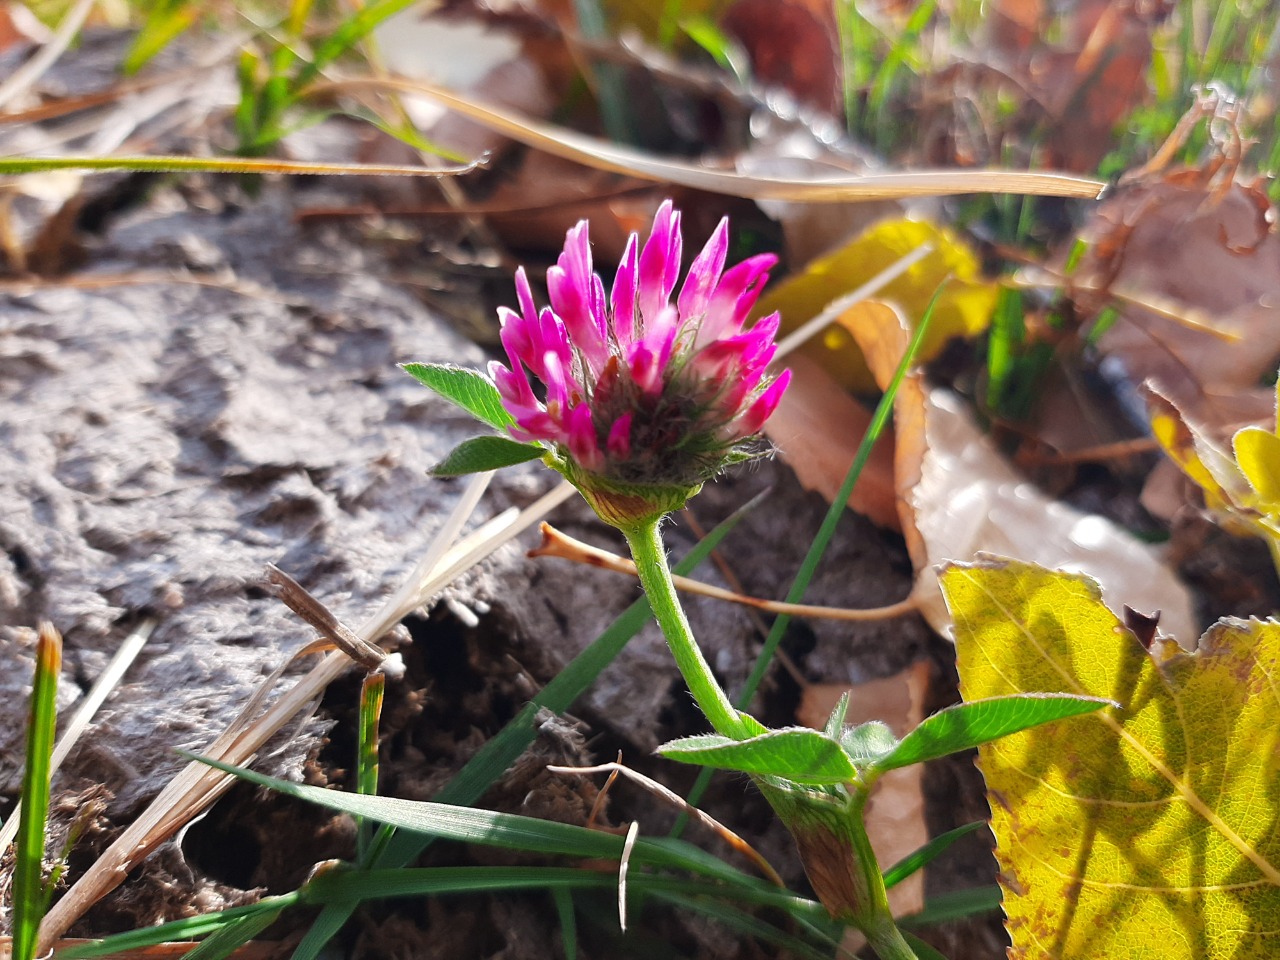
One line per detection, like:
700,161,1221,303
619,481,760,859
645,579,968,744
733,369,792,438
489,360,537,411
514,267,539,326
677,217,728,323
541,350,571,410
698,253,777,345
497,307,532,370
628,342,662,396
637,200,683,328
547,221,609,376
606,413,633,459
611,233,639,347
566,403,603,471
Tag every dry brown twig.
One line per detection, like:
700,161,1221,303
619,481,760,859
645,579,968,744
547,759,784,888
530,523,918,622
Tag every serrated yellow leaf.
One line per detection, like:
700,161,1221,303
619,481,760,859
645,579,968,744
942,558,1280,960
755,218,998,392
1234,426,1280,506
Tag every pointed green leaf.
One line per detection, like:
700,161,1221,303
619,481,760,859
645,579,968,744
402,362,514,431
838,720,898,765
823,692,851,739
659,728,859,785
942,557,1280,960
873,693,1111,772
431,436,543,477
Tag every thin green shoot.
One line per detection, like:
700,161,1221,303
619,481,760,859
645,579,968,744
867,0,935,152
123,0,202,74
12,623,62,960
356,672,385,862
571,0,636,145
681,17,750,86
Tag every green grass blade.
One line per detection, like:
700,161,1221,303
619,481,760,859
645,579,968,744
122,1,200,74
13,624,61,960
882,821,985,889
186,753,782,884
0,156,474,177
902,931,951,960
297,0,422,87
553,888,577,960
898,886,1003,927
58,895,303,959
183,906,286,960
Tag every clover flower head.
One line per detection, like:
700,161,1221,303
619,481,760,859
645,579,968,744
489,201,790,523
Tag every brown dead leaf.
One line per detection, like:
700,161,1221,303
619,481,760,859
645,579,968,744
797,660,932,920
1079,171,1280,430
845,300,1198,642
764,346,901,531
721,0,841,115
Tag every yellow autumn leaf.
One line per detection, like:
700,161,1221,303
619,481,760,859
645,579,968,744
755,218,998,392
941,557,1280,960
1145,384,1259,523
1234,426,1280,505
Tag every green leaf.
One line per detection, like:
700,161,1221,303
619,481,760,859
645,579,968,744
401,362,514,431
838,720,898,765
942,558,1280,960
872,693,1111,772
823,691,851,739
659,728,859,786
431,436,543,477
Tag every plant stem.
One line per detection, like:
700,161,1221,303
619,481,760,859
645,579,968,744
845,800,918,960
622,519,747,739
